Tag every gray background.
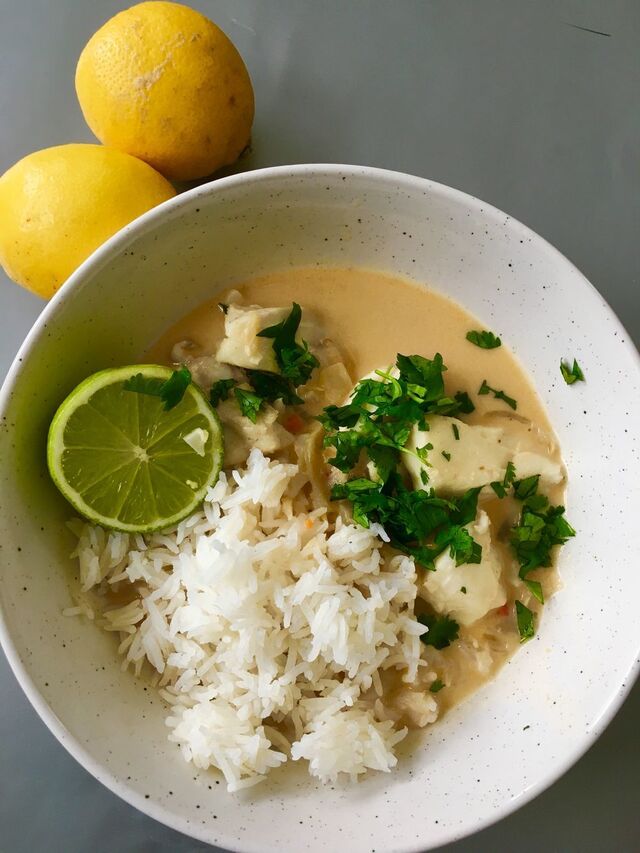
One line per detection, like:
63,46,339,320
0,1,638,851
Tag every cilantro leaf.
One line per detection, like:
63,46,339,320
209,378,236,407
331,477,483,569
419,613,460,649
330,478,389,529
318,403,361,430
321,352,477,479
234,388,263,423
452,423,460,441
415,443,433,464
504,460,517,488
257,303,319,385
515,600,535,642
513,474,540,500
466,330,502,349
368,445,399,485
441,450,451,461
524,578,544,604
402,542,441,569
245,370,303,405
478,379,517,410
280,341,318,386
435,524,482,566
453,391,475,414
451,486,482,526
560,358,585,385
156,368,192,410
330,478,381,500
396,353,446,401
490,481,507,499
510,482,576,575
213,370,303,418
123,367,192,411
319,351,492,567
323,421,368,471
490,460,517,499
392,494,454,544
429,678,445,693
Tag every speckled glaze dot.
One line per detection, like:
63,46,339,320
0,165,638,853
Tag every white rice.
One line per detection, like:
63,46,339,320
69,448,432,791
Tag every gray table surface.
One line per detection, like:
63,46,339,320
1,1,638,851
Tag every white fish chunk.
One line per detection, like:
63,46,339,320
422,511,506,626
405,416,563,495
216,304,290,372
405,416,510,495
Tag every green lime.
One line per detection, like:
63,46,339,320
47,365,224,532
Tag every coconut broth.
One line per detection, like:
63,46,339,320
147,266,565,720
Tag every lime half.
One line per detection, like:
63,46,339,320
47,365,224,532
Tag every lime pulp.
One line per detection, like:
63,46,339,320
47,365,223,532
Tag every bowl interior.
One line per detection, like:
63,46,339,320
1,166,638,853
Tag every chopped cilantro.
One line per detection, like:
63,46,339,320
320,352,489,566
510,475,575,576
395,353,446,400
234,388,263,423
524,578,544,604
452,423,460,441
419,613,460,649
320,352,477,477
435,524,482,565
322,425,367,472
478,379,517,410
416,443,434,464
330,476,482,569
369,445,399,485
330,477,380,500
245,370,303,405
511,503,575,576
257,302,319,386
212,371,302,418
429,678,445,693
452,486,482,525
560,358,584,385
332,476,451,544
453,391,475,414
504,460,517,487
218,302,229,315
460,586,467,594
209,378,236,407
123,367,191,411
466,329,502,349
513,474,540,500
515,600,535,642
490,460,517,498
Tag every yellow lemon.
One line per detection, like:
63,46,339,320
0,144,175,299
75,1,255,181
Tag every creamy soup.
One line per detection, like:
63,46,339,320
61,264,573,790
147,266,566,722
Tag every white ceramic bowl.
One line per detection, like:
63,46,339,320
1,165,638,853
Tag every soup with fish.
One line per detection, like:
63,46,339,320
62,265,573,790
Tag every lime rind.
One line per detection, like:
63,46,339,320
47,365,224,533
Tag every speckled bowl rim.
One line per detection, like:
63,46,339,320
1,163,638,852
